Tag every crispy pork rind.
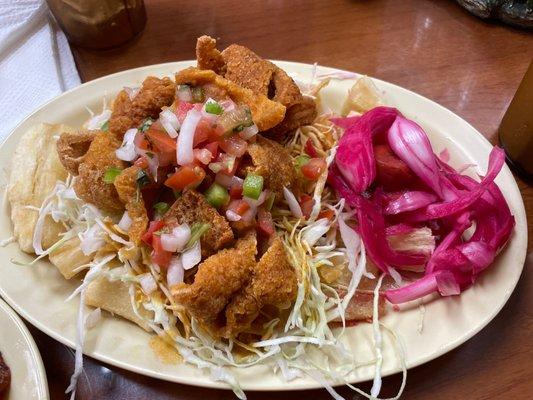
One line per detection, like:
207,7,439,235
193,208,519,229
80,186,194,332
196,35,225,73
341,76,384,116
109,76,176,138
221,44,275,95
223,237,297,337
164,189,233,258
196,36,316,137
85,275,152,331
265,95,317,138
172,233,257,333
113,165,148,245
8,123,71,253
243,136,297,198
174,67,286,132
48,237,94,279
74,131,126,213
56,130,96,175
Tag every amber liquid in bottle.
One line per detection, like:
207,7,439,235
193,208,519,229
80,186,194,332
499,60,533,183
47,0,147,50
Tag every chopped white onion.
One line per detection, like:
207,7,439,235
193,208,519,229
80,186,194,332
167,256,185,286
243,190,268,208
173,225,192,250
115,128,138,161
139,273,158,295
160,108,180,138
302,218,330,247
124,86,140,100
238,124,258,140
215,172,243,189
220,99,236,112
86,109,112,130
226,210,242,222
118,211,132,231
161,232,179,252
283,187,303,218
177,109,201,166
195,148,213,165
182,241,201,270
160,224,191,253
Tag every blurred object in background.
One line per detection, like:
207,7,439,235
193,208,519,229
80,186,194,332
456,0,533,29
47,0,147,49
499,61,533,183
0,1,80,140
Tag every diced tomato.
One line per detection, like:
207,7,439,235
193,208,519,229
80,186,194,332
195,120,226,147
151,234,172,268
318,209,335,221
229,181,243,199
257,208,275,236
145,125,177,166
301,158,327,181
137,137,150,151
193,119,212,147
134,156,148,169
146,125,176,152
141,220,165,245
300,194,315,219
164,166,206,191
204,142,219,159
374,144,415,191
158,150,176,167
219,135,248,157
175,101,195,123
304,139,318,157
228,199,250,216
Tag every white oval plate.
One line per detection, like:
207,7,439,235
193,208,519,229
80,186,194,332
0,299,48,400
0,61,527,392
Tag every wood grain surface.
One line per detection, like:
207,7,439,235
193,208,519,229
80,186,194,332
36,0,533,399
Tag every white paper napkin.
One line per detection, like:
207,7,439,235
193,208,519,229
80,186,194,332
0,0,81,141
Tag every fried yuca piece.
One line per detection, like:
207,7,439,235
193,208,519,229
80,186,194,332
8,123,72,253
48,236,93,279
85,275,152,331
341,76,383,116
174,67,286,131
113,165,149,245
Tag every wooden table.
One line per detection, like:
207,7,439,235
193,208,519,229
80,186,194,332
34,0,533,399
